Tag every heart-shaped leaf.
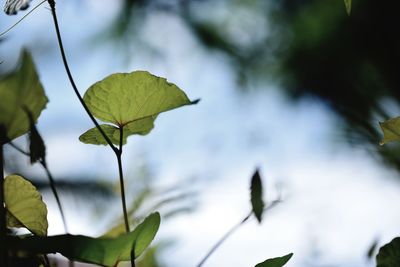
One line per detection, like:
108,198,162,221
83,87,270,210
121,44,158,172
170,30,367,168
9,212,161,266
80,71,198,145
379,117,400,145
4,175,48,236
255,253,293,267
0,50,48,143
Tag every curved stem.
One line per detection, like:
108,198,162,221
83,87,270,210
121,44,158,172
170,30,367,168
46,0,118,155
196,201,280,267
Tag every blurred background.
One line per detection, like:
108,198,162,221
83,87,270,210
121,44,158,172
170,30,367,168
1,0,400,266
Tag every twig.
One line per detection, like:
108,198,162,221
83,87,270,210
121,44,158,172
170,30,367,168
0,0,47,37
196,201,280,267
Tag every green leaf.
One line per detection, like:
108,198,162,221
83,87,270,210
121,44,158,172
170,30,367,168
4,175,48,236
25,109,46,164
9,212,161,266
344,0,351,15
250,169,265,223
376,237,400,267
379,117,400,145
79,116,155,145
81,71,198,145
255,253,293,267
0,50,48,143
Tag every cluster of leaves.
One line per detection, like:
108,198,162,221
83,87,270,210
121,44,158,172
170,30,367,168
0,49,294,266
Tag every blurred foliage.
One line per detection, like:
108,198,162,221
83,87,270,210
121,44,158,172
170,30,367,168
101,0,400,170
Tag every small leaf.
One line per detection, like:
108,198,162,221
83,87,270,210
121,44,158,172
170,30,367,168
379,117,400,145
80,71,198,145
344,0,351,15
250,169,265,223
9,212,161,267
255,253,293,267
4,175,48,236
0,50,48,143
376,237,400,267
25,108,46,164
79,116,155,146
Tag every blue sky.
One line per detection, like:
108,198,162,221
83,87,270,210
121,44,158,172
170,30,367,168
1,1,400,266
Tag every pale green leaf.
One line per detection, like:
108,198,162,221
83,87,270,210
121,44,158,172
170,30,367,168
379,116,400,145
251,169,264,223
83,71,198,126
9,212,161,267
4,175,48,236
255,253,293,267
79,116,155,145
376,237,400,267
0,50,48,143
344,0,351,15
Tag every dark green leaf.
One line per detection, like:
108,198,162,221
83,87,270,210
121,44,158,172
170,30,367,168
25,109,46,164
9,212,161,266
376,237,400,267
255,253,293,267
0,50,48,143
250,169,264,223
379,117,400,145
4,175,48,236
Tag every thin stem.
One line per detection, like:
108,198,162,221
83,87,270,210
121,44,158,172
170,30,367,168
8,142,69,233
40,160,68,232
0,0,46,37
117,127,134,267
46,0,118,155
196,201,280,267
117,127,130,233
0,143,8,267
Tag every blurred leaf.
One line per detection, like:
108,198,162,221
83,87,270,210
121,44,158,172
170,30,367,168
9,212,161,266
344,0,351,15
367,239,379,260
250,169,264,223
4,175,48,236
25,109,46,164
79,116,155,145
379,117,400,145
0,50,48,143
376,237,400,267
255,253,293,267
81,70,198,145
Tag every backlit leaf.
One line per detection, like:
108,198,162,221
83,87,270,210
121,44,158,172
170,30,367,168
4,175,48,236
376,237,400,267
84,71,197,126
379,117,400,145
255,253,293,267
9,212,161,266
0,50,48,143
250,169,264,223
